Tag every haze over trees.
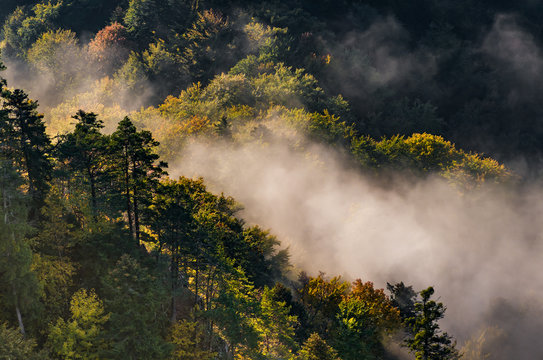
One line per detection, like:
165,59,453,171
0,0,541,359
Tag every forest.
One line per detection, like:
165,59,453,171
0,0,542,359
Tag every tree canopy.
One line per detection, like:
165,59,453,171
1,0,540,358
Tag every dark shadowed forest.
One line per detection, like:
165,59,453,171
1,1,543,359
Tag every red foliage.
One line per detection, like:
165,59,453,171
88,22,130,71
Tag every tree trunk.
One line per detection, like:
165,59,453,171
171,245,178,323
133,185,140,245
13,286,25,336
2,178,25,336
123,146,134,240
87,165,97,221
195,261,199,305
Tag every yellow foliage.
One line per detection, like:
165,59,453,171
180,115,212,135
347,280,401,332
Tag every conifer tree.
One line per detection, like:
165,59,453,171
0,87,52,221
405,287,461,360
110,117,166,245
387,281,417,322
56,110,109,220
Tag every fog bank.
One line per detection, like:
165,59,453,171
173,137,543,353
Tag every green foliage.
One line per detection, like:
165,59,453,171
334,298,382,360
147,178,195,323
55,110,109,219
240,226,290,287
209,264,260,357
178,10,239,84
298,273,349,338
243,21,290,64
278,108,354,146
198,58,348,116
120,9,245,100
168,319,216,360
0,195,39,334
131,57,352,157
123,0,160,45
0,87,44,336
27,29,83,94
0,178,39,337
102,254,172,359
252,286,297,358
71,221,134,291
123,0,191,46
140,40,187,100
0,87,52,218
0,3,529,358
31,254,76,328
47,289,109,359
113,50,149,96
296,333,341,360
333,280,400,360
0,322,45,359
405,287,460,360
387,282,417,322
1,2,63,57
110,116,167,244
32,186,79,256
351,133,511,185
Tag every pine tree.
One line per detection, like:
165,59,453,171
387,281,417,322
0,87,52,221
110,117,166,245
56,110,109,220
405,287,461,360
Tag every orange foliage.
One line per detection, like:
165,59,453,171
180,115,212,135
347,280,401,331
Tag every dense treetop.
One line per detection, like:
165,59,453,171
2,0,543,170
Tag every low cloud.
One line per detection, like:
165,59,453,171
322,16,437,96
172,132,543,356
482,14,543,104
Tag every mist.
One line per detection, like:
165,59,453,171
482,14,543,105
171,132,543,356
3,5,543,357
319,14,438,110
0,27,157,135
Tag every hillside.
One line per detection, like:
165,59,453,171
1,1,542,359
